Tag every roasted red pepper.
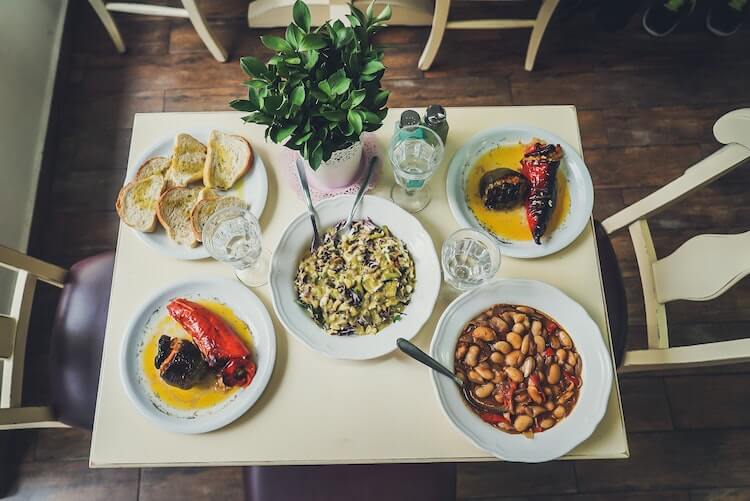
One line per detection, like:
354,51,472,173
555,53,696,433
564,372,580,387
479,412,510,425
544,320,558,334
167,298,256,387
521,142,564,244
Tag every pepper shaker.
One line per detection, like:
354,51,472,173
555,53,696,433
424,104,448,145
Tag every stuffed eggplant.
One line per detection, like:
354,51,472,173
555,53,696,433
154,335,209,390
478,167,530,210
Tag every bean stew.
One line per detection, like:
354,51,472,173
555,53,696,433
454,304,582,438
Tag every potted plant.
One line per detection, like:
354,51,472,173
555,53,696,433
231,0,391,188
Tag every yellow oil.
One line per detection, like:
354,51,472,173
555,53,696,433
130,177,158,211
465,143,571,242
141,299,254,411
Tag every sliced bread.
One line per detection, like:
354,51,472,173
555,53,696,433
203,130,253,190
166,134,207,187
135,156,171,180
190,196,249,242
157,186,203,247
115,174,166,232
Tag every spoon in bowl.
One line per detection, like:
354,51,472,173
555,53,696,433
295,156,321,251
396,338,507,413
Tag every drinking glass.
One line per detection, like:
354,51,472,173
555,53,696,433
203,206,269,287
388,124,445,213
441,228,501,290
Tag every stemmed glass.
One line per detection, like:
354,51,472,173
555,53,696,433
202,206,269,287
388,124,445,213
441,228,501,290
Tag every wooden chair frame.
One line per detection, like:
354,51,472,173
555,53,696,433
0,246,69,430
418,0,560,71
87,0,228,62
602,109,750,372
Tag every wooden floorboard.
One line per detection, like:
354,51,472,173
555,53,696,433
13,0,750,498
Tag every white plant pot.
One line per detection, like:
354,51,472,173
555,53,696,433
304,141,362,189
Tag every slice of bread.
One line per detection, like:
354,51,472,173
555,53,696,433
198,187,219,202
166,134,207,187
203,130,253,190
190,196,249,242
115,174,166,232
157,186,203,247
135,156,171,180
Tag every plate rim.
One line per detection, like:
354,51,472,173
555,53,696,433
429,278,613,462
269,194,441,360
445,124,594,259
124,126,269,261
119,276,276,434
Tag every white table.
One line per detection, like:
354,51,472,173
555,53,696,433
91,106,629,467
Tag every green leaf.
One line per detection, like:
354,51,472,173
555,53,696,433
347,109,363,135
299,33,328,51
350,3,367,25
361,60,385,75
229,99,257,112
240,56,268,78
373,89,390,107
285,57,302,65
310,142,324,170
327,69,351,95
303,49,319,69
285,23,303,48
375,4,392,22
318,80,333,97
293,130,314,146
366,0,375,20
264,94,283,112
273,123,297,143
261,35,292,52
320,110,347,121
362,111,382,124
248,87,264,110
348,88,366,108
310,88,330,102
346,14,361,27
293,0,311,32
291,85,305,106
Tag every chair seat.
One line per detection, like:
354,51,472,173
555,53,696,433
243,463,457,501
594,220,628,367
49,251,115,430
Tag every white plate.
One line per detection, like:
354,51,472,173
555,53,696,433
119,277,276,434
430,279,612,463
446,125,594,259
124,127,269,260
270,195,441,360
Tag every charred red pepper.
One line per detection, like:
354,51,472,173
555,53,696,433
521,142,564,244
479,412,510,425
544,320,558,334
167,298,256,387
564,372,580,387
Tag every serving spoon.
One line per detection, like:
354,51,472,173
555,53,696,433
337,155,379,238
295,156,321,251
396,338,507,413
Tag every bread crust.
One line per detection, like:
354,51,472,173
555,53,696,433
115,175,165,232
203,132,254,190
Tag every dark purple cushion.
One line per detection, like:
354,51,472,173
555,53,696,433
244,463,456,501
594,221,628,367
49,251,115,430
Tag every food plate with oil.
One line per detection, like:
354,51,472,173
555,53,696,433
446,125,594,259
123,127,268,261
119,276,276,434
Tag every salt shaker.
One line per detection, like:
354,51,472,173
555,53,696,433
424,104,448,144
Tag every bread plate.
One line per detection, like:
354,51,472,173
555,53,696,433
270,195,441,360
430,279,612,462
124,128,268,260
120,276,276,434
446,125,594,259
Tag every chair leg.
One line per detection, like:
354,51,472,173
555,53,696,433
418,0,451,71
181,0,228,62
87,0,126,53
524,0,559,71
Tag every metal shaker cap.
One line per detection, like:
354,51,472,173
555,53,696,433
425,104,446,125
399,110,421,128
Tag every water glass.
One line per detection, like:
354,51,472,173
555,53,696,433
203,206,269,287
388,124,445,213
441,228,501,290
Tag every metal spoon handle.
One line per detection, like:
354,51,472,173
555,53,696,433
295,156,321,249
345,155,378,229
397,338,463,386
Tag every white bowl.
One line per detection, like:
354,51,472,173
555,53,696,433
270,194,441,360
120,277,276,434
446,125,594,259
430,279,612,462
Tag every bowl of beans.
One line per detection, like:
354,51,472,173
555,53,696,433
430,279,613,463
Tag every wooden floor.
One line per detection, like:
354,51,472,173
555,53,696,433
8,0,750,499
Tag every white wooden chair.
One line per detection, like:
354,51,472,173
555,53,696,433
601,109,750,372
418,0,560,71
0,246,114,430
87,0,228,62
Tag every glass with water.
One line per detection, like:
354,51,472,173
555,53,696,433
202,206,269,287
441,228,501,290
389,124,445,213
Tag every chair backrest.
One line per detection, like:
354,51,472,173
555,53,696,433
0,246,66,413
602,109,750,371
